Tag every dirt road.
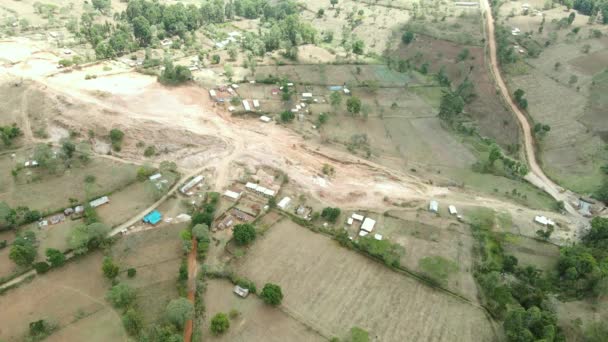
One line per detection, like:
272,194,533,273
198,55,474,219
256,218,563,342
480,0,581,218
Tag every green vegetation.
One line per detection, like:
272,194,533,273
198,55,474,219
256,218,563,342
127,268,137,278
33,261,50,274
159,60,192,86
106,283,137,309
109,128,124,152
280,110,295,123
402,31,415,45
45,248,65,267
210,312,230,335
233,223,257,245
418,256,459,286
0,123,22,147
321,207,341,223
0,202,41,230
260,283,283,306
354,235,404,268
102,257,120,280
346,96,361,115
68,222,110,255
556,217,608,298
27,319,57,342
330,91,342,107
165,297,194,329
513,89,528,110
9,231,37,267
347,326,369,342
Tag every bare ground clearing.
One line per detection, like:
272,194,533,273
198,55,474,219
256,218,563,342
233,219,498,341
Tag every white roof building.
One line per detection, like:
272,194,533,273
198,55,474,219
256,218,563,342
302,92,312,98
231,83,239,89
374,234,383,241
347,218,354,225
277,196,292,210
359,230,369,237
209,89,217,97
180,175,204,194
233,285,249,298
90,196,110,208
245,182,275,197
429,200,439,213
351,213,364,221
448,205,457,215
242,100,251,112
260,115,271,123
534,216,555,226
361,217,376,232
253,99,260,108
223,190,241,200
149,173,162,181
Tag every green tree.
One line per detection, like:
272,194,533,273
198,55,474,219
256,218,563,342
92,0,111,12
233,223,257,245
61,139,76,159
127,268,137,278
210,312,230,335
166,297,194,329
102,257,120,280
321,207,341,223
488,144,502,165
132,16,152,46
9,231,37,267
33,261,51,274
109,128,124,151
346,96,362,115
107,283,137,308
330,0,338,8
69,222,110,255
159,60,192,85
192,224,209,241
122,308,143,336
260,283,283,306
567,11,576,25
45,248,65,267
438,91,464,120
330,91,342,107
402,31,414,44
280,110,295,123
33,143,59,173
352,40,364,55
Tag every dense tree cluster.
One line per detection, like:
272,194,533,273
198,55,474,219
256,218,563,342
158,60,192,85
321,207,341,223
0,124,22,147
571,0,608,23
233,223,257,245
9,231,37,267
260,283,283,305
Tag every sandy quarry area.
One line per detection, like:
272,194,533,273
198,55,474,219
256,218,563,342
0,38,583,241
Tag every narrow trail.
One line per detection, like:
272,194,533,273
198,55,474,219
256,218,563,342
480,0,582,219
183,238,198,342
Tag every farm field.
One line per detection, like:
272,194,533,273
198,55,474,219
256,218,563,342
201,279,324,341
233,219,498,341
0,252,126,342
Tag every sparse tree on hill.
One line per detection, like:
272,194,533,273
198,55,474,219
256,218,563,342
280,110,295,123
331,0,338,8
260,283,283,306
122,308,143,336
330,91,342,107
210,313,230,335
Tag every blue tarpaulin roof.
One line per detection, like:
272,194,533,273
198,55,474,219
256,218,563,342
143,210,162,225
328,85,343,91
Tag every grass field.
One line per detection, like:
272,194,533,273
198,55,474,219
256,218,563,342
0,252,126,342
0,153,139,213
232,219,498,341
110,222,186,325
201,279,324,341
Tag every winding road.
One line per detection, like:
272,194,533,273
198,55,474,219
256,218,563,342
480,0,582,218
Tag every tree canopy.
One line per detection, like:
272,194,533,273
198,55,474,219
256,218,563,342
106,283,137,309
69,222,110,255
210,312,230,335
9,231,37,267
233,223,257,245
260,283,283,306
166,297,194,329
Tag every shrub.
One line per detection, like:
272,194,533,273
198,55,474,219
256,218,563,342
34,261,51,274
402,31,414,44
260,283,283,306
166,297,194,329
122,308,143,336
127,268,137,278
210,312,230,335
144,146,156,157
159,60,192,85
